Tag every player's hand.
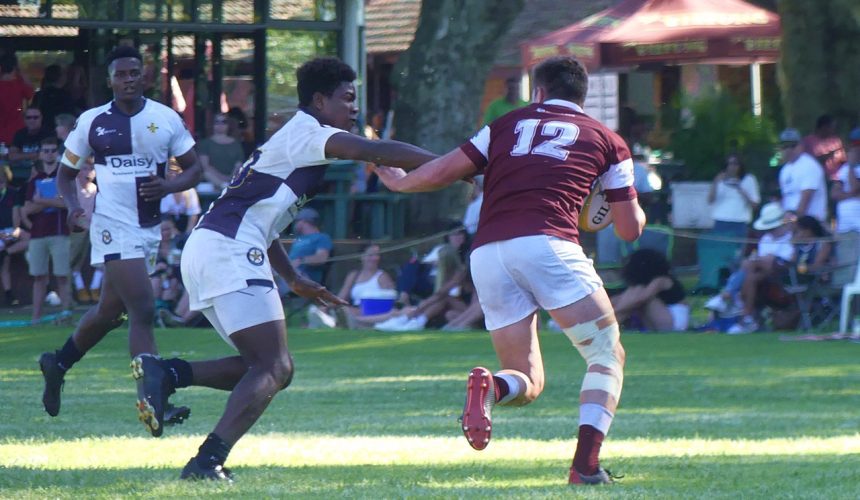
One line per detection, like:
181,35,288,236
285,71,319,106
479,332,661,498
138,174,172,201
290,276,349,308
373,165,408,191
67,207,88,232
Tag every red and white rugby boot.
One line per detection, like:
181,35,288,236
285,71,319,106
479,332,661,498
460,367,496,450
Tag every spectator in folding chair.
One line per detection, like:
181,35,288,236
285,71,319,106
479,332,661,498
726,203,795,334
786,216,837,330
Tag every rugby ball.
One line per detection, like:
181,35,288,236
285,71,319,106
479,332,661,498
579,179,613,232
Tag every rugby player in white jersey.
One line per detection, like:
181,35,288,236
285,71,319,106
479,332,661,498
375,56,645,485
174,57,437,481
39,46,202,436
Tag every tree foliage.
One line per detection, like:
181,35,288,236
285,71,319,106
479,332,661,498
392,0,525,230
670,91,776,180
778,0,860,132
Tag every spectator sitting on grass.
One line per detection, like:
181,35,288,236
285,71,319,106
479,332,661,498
610,248,689,332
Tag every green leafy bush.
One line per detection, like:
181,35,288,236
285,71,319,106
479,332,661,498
670,91,777,180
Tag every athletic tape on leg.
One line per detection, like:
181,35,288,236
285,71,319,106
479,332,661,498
581,371,621,398
563,316,623,400
579,402,614,434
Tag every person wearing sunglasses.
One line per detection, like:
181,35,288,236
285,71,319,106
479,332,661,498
9,106,52,188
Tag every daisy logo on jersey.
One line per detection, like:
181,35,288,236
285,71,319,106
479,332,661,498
95,126,117,136
101,230,112,244
147,123,159,133
246,247,264,266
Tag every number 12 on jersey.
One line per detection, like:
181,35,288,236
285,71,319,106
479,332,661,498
511,119,580,160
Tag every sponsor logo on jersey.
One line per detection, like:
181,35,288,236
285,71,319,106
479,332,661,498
96,126,117,136
147,122,159,133
247,247,265,266
106,154,156,169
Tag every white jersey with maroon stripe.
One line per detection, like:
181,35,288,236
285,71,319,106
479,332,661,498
61,98,195,228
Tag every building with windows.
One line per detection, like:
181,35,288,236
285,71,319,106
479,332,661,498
0,0,364,142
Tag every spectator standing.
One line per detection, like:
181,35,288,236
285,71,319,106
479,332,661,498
9,107,52,187
0,53,34,145
23,138,72,323
481,76,528,126
708,154,760,235
802,114,845,181
830,128,860,284
288,208,333,284
198,113,246,190
778,128,828,222
63,55,89,114
32,64,76,134
701,154,761,288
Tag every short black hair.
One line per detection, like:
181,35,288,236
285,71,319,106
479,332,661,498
296,57,356,107
0,53,17,74
796,215,828,237
622,248,671,286
44,64,63,84
533,56,588,104
815,114,834,131
105,45,143,69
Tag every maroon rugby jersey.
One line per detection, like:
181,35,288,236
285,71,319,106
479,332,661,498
459,99,636,249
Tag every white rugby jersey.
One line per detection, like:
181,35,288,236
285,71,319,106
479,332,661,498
196,110,344,247
62,98,195,228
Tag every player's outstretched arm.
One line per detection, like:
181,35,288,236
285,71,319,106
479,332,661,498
325,132,437,170
609,198,646,242
268,239,348,308
374,148,478,193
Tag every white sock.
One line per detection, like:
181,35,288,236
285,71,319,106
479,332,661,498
73,272,85,290
579,403,614,434
90,269,104,289
495,372,523,404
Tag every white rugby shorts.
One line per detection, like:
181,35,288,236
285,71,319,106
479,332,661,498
89,212,161,274
200,285,285,349
470,235,603,331
181,227,278,311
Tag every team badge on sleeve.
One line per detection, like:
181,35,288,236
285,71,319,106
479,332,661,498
102,230,113,244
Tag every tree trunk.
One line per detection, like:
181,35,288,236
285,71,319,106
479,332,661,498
392,0,525,234
779,0,860,132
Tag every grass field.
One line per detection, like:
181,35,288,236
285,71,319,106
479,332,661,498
1,323,860,498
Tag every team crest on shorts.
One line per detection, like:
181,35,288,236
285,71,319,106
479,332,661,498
101,230,112,244
247,247,264,266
